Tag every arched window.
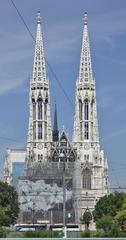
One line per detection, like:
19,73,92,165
84,122,89,140
44,100,48,120
84,99,89,140
84,99,89,120
33,122,36,140
69,151,75,162
38,99,42,120
83,168,91,189
79,100,82,120
38,154,43,161
91,99,94,116
52,151,58,162
38,122,42,139
32,99,36,120
44,122,47,140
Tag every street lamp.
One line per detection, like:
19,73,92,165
60,152,67,238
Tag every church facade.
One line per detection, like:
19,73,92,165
4,12,109,225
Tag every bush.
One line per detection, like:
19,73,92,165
93,229,105,237
6,231,24,238
81,229,90,237
0,227,9,238
23,230,41,238
117,231,126,237
23,230,59,238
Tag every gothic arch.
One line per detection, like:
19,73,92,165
82,167,92,189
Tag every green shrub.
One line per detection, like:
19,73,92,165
117,231,126,237
0,227,9,238
23,230,59,238
6,231,24,238
23,230,41,238
93,229,105,237
81,229,90,237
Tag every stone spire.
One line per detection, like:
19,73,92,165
27,12,52,164
32,11,46,83
73,12,99,144
53,100,59,142
72,13,109,223
78,12,93,84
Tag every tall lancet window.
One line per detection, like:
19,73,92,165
44,98,48,120
79,100,83,120
83,168,91,189
84,122,89,140
84,99,89,120
84,99,89,140
32,99,36,120
38,122,42,139
79,99,83,140
38,98,42,120
33,123,36,140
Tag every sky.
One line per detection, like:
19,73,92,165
0,0,126,188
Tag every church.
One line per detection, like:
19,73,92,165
4,11,109,225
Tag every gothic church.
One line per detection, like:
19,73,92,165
4,12,109,225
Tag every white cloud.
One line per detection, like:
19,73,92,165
0,77,26,95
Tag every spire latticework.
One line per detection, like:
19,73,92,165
32,11,46,83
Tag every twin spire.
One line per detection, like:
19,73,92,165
32,11,93,142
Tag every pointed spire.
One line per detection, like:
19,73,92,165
53,100,59,142
32,11,46,83
78,12,93,84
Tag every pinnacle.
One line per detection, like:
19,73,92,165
37,11,41,24
84,12,88,25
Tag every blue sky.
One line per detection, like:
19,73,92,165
0,0,126,188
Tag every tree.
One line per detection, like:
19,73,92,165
96,215,113,232
115,198,126,231
0,181,19,226
80,208,92,229
92,192,126,236
93,192,124,221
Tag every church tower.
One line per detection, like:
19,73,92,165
73,13,108,224
26,12,52,164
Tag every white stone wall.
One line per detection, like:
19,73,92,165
4,149,26,185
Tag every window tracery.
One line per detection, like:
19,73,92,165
83,168,91,189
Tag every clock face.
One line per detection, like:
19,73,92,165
84,144,90,150
38,144,43,150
